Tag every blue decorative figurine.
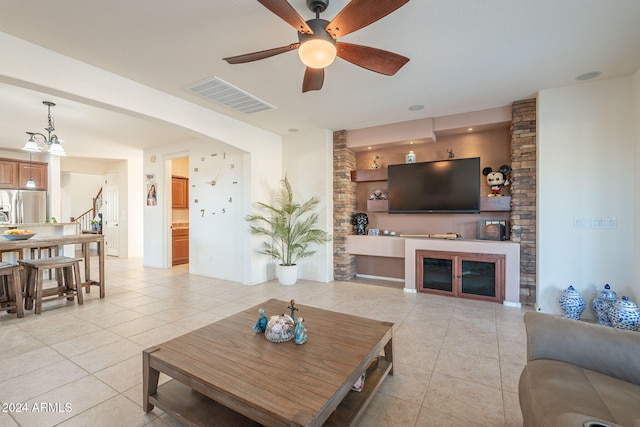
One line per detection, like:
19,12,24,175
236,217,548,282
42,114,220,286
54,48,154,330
252,308,267,333
294,317,307,345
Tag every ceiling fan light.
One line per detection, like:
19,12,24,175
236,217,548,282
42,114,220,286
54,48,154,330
298,39,337,69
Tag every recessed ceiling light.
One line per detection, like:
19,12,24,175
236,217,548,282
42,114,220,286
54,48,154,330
576,71,601,81
367,146,372,150
408,105,424,111
409,141,414,144
467,128,473,132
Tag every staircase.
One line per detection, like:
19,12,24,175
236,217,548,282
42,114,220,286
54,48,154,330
71,187,103,232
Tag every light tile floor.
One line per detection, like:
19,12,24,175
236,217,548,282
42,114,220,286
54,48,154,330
0,257,531,426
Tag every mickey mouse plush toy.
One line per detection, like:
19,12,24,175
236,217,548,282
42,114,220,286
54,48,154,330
482,165,511,197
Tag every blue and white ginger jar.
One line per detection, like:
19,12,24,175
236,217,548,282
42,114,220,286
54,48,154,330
592,284,617,327
608,296,640,331
558,285,586,320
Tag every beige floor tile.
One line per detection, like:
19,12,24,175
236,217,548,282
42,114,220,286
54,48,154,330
107,315,166,338
0,346,65,382
10,375,118,427
51,329,124,357
500,359,525,393
111,295,162,309
498,337,527,365
377,362,432,405
18,315,102,345
0,325,45,360
87,309,148,328
56,394,158,426
93,355,143,393
0,360,88,403
126,323,191,348
421,372,504,426
69,339,145,373
149,305,202,322
355,392,421,427
441,327,499,359
434,348,502,390
503,390,524,427
0,411,19,426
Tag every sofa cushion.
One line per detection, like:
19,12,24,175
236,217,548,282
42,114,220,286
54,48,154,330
519,359,640,427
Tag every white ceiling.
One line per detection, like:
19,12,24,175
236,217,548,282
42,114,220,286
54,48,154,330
1,0,640,158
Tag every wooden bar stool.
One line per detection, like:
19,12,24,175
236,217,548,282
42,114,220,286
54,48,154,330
0,262,24,318
19,256,83,315
30,245,59,279
0,248,23,264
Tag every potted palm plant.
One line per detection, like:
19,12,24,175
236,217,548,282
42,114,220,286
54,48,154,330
245,176,331,285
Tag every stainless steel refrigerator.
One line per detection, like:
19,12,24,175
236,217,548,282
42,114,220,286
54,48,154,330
0,190,47,224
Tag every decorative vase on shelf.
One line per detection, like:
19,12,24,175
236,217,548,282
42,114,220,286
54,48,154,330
558,285,586,320
608,296,640,331
405,150,416,164
592,284,617,326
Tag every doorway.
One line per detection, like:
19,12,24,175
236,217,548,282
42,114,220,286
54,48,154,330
170,157,189,266
104,174,120,257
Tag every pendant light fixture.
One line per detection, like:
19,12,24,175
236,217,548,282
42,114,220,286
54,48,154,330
23,101,67,156
25,152,36,188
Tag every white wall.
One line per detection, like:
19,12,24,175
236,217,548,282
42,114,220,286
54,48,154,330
143,137,283,284
537,76,638,316
282,129,334,282
634,69,640,294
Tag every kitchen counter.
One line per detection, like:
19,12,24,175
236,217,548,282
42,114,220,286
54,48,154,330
0,222,77,228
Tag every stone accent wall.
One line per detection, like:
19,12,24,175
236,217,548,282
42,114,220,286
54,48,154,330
509,99,537,305
333,130,357,280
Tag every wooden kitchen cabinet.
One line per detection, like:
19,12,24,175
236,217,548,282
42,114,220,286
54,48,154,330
0,160,19,189
0,157,48,190
18,162,48,190
172,228,189,266
171,176,188,209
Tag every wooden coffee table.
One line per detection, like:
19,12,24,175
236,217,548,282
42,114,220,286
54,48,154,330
143,299,393,426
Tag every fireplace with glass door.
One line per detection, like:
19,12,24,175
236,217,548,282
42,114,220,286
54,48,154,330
416,250,505,303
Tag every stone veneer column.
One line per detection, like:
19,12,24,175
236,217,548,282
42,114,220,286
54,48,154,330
333,130,357,281
510,99,537,305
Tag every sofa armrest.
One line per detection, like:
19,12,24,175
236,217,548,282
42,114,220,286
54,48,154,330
524,312,640,385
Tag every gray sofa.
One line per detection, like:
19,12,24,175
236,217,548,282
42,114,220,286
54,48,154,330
519,312,640,427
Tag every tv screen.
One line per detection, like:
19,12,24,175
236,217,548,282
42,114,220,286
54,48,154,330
388,157,481,214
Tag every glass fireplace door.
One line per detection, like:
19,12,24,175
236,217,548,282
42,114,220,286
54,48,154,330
417,250,505,303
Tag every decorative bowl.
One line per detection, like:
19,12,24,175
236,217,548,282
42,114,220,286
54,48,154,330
2,233,36,240
264,314,294,343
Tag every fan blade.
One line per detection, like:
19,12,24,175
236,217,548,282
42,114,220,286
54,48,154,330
326,0,409,39
257,0,313,34
223,43,300,64
302,67,324,92
336,42,409,75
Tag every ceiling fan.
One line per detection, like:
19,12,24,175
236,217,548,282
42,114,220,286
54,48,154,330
223,0,410,93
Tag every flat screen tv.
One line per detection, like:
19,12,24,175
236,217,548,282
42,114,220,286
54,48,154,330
388,157,481,214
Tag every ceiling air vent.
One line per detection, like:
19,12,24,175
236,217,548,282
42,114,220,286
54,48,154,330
186,76,275,114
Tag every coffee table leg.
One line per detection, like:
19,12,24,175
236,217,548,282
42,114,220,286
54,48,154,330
143,347,160,412
384,337,393,375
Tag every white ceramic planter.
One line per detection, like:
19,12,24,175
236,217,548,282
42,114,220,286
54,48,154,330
277,264,298,286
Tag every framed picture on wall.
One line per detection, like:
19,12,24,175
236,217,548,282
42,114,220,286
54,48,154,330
146,183,157,206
